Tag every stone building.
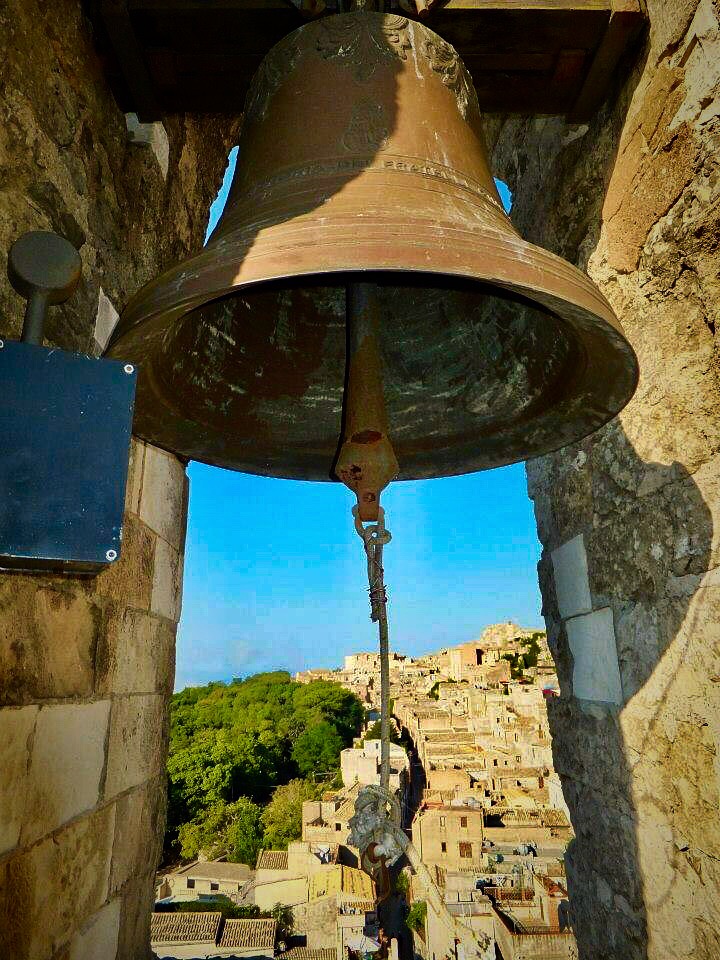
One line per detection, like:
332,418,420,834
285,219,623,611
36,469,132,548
412,803,485,871
156,860,252,904
1,2,718,959
340,737,410,796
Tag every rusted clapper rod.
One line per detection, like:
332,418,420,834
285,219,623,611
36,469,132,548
335,281,399,521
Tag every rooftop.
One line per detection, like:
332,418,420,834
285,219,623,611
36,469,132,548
283,950,337,960
174,860,252,882
308,865,375,902
150,911,221,945
256,849,289,870
218,918,276,949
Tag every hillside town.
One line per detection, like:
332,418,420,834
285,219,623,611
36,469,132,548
153,624,576,959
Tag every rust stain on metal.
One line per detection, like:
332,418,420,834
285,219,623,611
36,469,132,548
335,282,399,521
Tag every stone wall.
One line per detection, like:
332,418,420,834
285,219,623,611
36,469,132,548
490,1,720,957
0,2,240,958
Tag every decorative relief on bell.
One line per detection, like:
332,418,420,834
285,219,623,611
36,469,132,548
315,14,411,82
243,32,301,121
342,100,389,152
422,37,480,119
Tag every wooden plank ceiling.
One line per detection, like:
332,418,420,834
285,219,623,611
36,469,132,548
84,0,646,122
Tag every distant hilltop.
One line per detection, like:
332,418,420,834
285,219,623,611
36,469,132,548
295,622,548,680
477,621,544,647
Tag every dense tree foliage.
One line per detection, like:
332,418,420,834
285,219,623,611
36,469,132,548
406,900,427,934
165,672,363,860
178,798,263,864
260,779,322,850
292,721,344,777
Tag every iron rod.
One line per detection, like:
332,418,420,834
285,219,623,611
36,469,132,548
21,291,49,345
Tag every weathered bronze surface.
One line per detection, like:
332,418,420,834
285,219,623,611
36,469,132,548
107,12,639,482
336,282,400,520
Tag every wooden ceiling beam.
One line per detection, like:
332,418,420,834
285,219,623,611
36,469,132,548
85,1,647,119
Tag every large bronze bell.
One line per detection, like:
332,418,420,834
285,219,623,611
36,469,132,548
107,12,638,497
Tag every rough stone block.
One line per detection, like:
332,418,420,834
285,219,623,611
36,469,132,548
94,287,119,353
22,700,111,845
139,445,188,550
69,898,121,960
95,515,155,612
551,534,592,620
95,606,176,697
566,608,623,705
0,705,38,854
151,536,184,622
0,579,101,706
109,776,166,896
0,803,115,960
104,695,167,800
116,871,155,960
124,440,146,517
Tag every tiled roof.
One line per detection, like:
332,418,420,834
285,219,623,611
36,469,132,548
338,895,376,913
283,948,336,959
256,849,289,870
219,918,276,949
175,860,252,881
150,911,221,944
308,865,375,902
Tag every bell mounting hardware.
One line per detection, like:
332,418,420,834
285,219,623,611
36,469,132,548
0,231,137,575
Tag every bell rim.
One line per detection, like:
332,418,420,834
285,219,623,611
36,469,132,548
107,218,639,478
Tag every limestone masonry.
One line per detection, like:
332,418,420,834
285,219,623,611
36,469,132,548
1,0,719,957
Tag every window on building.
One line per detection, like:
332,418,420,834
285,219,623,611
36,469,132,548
460,816,467,828
441,841,447,853
459,842,472,858
335,823,342,831
493,759,498,766
210,883,219,891
439,816,446,828
187,879,195,889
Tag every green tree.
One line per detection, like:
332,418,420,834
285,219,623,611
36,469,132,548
364,721,401,745
174,897,261,919
406,901,427,934
261,779,319,850
292,720,344,777
269,903,294,941
291,681,364,744
164,673,363,859
177,797,263,865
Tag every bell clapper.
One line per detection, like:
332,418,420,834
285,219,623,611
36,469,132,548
335,282,399,523
337,281,398,792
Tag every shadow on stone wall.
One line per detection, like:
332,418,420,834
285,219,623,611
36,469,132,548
489,22,720,956
537,427,714,960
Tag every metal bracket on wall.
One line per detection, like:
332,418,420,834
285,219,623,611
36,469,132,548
0,231,138,575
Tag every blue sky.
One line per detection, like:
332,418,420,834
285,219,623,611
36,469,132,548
175,155,541,690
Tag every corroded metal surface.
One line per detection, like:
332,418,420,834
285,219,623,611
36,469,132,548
107,12,639,481
336,283,399,520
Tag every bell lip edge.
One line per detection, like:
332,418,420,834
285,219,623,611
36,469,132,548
109,245,632,359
